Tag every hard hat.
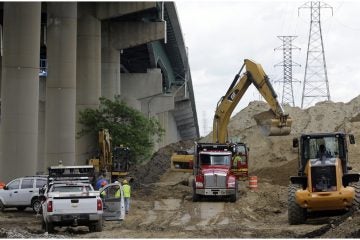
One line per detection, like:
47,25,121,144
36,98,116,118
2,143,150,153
114,181,119,184
101,181,107,186
123,179,128,184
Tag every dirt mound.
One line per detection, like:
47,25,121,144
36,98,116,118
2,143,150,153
131,140,194,190
200,95,360,182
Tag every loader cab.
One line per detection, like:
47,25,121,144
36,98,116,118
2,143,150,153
294,133,354,176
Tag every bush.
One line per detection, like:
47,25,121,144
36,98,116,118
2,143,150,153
78,97,164,164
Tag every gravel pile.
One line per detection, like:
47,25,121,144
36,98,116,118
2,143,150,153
0,227,66,238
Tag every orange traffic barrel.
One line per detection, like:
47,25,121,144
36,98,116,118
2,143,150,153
249,176,258,191
0,182,5,189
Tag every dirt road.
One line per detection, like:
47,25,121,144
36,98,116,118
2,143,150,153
1,171,358,238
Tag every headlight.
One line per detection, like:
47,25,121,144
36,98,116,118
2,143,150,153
195,181,204,188
227,177,236,188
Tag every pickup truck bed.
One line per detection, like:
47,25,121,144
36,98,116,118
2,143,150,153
42,184,103,233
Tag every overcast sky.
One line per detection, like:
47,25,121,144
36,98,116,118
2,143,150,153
175,0,360,136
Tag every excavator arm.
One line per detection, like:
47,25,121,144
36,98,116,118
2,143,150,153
213,59,292,143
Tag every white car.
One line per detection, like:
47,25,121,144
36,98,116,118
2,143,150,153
0,176,47,212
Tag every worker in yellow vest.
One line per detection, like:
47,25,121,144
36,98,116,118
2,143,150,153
122,179,131,214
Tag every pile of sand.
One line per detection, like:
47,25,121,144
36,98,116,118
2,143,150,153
201,95,360,185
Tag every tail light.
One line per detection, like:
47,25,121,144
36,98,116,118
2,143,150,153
97,199,103,211
47,200,53,212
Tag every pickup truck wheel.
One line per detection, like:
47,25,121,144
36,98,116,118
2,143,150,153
45,221,55,233
17,206,26,211
41,220,46,230
31,199,42,213
89,219,103,232
0,200,5,212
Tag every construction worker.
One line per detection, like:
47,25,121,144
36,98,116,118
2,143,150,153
114,181,121,198
100,181,107,198
232,153,242,169
122,179,131,214
96,174,108,190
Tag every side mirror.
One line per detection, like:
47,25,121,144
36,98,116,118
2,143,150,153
347,166,353,171
247,147,250,152
349,134,355,144
293,138,299,148
3,186,8,190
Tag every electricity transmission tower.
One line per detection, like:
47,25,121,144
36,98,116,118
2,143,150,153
274,36,301,107
299,1,333,108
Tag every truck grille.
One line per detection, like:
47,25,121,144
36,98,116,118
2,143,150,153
204,173,226,188
311,166,337,192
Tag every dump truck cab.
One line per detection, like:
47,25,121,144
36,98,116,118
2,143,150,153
192,143,239,202
288,132,360,224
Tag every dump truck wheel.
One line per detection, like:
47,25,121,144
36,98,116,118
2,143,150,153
192,181,200,202
230,179,239,202
350,181,360,212
288,184,306,225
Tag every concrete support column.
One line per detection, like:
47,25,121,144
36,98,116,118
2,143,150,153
76,3,101,164
101,21,120,100
45,3,77,168
1,3,41,181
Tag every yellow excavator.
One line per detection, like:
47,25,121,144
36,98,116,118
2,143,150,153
89,129,131,182
171,59,292,174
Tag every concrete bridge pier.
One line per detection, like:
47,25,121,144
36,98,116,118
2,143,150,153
0,3,41,181
76,3,101,165
45,3,78,168
101,21,120,100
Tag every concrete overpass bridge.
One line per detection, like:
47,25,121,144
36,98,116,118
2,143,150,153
0,2,199,181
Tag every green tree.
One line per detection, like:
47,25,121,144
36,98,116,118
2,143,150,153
78,97,164,164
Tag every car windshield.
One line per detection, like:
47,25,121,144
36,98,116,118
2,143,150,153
51,185,92,192
200,154,231,166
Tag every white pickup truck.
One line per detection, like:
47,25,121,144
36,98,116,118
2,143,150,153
41,182,104,233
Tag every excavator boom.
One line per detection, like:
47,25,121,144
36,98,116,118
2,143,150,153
213,59,292,143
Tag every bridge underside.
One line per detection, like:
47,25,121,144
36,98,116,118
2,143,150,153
0,2,199,181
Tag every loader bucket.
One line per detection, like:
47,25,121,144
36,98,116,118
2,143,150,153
254,110,292,136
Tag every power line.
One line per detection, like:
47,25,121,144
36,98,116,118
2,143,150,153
274,36,301,107
299,1,333,108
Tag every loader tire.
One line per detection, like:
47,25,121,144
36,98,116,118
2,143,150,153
288,184,306,225
350,181,360,212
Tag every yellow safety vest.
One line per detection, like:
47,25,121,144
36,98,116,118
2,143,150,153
115,189,120,198
123,184,131,198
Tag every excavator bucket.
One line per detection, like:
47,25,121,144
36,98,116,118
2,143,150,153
254,110,292,136
170,151,194,172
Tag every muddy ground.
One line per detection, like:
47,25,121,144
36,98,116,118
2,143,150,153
1,172,359,238
1,97,360,238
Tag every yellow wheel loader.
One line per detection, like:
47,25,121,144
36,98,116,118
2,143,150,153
288,132,360,224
